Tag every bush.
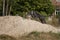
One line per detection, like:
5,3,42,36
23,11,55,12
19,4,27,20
39,11,47,16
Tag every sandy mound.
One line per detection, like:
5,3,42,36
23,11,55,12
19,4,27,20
0,16,59,37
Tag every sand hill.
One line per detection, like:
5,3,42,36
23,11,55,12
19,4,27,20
0,16,59,37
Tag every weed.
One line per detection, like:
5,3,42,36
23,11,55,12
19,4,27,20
0,34,16,40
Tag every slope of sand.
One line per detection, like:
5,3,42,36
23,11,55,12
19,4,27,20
0,16,59,37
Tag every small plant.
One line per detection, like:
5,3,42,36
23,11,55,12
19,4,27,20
28,31,40,36
0,34,16,40
18,32,60,40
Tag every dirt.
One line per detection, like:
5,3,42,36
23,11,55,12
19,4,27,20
0,16,59,37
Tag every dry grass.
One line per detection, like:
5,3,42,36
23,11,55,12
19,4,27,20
47,17,60,27
18,32,60,40
0,32,60,40
0,34,16,40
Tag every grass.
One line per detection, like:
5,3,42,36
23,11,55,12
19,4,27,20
18,31,60,40
0,32,60,40
47,16,60,27
0,34,16,40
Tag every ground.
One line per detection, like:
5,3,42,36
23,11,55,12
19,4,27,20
0,16,60,40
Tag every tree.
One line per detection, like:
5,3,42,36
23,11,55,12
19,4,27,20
0,0,55,16
12,0,55,16
1,0,19,16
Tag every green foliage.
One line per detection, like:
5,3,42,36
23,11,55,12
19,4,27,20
0,0,55,16
11,0,55,16
39,11,47,16
28,31,40,36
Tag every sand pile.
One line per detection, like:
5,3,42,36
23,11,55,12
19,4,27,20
0,16,59,37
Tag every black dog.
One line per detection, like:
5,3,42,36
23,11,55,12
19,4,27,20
26,11,46,23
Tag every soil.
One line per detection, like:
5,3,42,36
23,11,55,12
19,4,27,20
0,16,59,37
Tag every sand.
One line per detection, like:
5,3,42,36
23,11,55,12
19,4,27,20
0,16,59,37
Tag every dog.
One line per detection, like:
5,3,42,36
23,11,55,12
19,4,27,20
26,11,46,23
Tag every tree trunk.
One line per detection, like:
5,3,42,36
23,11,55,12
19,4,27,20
3,0,5,16
7,0,12,16
6,0,9,16
3,0,12,16
8,5,11,15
